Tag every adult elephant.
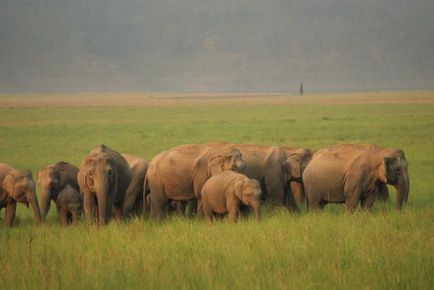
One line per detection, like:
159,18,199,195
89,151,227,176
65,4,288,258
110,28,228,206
0,164,41,226
121,154,148,217
38,161,80,220
144,144,246,220
78,145,131,226
303,144,410,212
208,143,312,212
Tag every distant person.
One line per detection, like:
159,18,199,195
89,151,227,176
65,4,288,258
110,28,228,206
299,82,304,95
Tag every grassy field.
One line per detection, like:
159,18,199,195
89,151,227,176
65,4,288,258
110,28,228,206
0,91,433,289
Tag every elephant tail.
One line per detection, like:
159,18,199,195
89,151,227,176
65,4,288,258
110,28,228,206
142,174,150,216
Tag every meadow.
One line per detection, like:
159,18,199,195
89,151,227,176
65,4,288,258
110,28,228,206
0,91,433,290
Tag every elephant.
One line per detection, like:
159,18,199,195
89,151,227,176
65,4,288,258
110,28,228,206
207,142,312,212
144,144,246,220
38,161,80,221
0,163,41,226
78,144,131,226
199,171,262,223
56,184,82,226
121,154,148,217
302,144,410,212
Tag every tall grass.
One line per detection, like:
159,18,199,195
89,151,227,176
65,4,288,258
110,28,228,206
0,93,433,289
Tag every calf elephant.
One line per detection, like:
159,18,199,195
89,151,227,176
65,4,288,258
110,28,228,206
78,145,131,226
121,154,148,217
0,164,41,226
208,143,312,212
199,171,262,223
144,144,246,220
38,161,80,220
56,185,82,226
303,144,410,212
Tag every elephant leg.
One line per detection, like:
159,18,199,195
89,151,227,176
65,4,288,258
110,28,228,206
60,207,68,226
227,206,239,223
150,194,168,220
112,205,123,222
202,202,213,224
67,212,73,224
143,194,151,218
196,199,204,220
306,195,322,212
344,190,363,213
83,193,96,224
123,191,138,218
132,195,143,217
71,209,79,225
4,201,17,227
343,176,365,213
194,199,203,218
361,194,375,211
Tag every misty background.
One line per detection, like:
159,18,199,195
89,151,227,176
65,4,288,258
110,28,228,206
1,0,433,94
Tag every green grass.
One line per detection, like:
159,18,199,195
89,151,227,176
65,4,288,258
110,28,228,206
0,93,433,289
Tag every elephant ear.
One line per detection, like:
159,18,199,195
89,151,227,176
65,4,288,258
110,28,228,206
79,158,96,192
231,178,244,201
382,156,395,184
56,169,67,190
283,154,302,180
77,167,85,191
207,154,224,177
2,174,15,196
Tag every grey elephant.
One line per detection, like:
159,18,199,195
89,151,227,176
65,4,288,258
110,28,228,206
38,161,80,221
56,184,82,226
303,144,410,212
199,171,262,223
208,142,312,211
144,144,246,220
0,163,41,226
121,154,148,217
78,144,131,226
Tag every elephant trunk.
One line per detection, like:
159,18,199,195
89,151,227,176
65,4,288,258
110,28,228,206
252,201,261,221
95,175,110,226
27,188,42,225
39,190,51,220
395,170,409,210
290,182,305,203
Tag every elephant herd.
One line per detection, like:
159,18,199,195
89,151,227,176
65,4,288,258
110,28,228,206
0,142,410,227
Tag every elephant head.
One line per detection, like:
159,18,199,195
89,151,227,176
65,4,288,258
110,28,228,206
2,170,41,224
80,156,117,225
207,146,246,177
233,178,262,220
38,162,79,220
381,150,409,209
282,148,312,182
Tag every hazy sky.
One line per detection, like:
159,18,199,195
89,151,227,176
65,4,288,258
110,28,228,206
1,0,433,93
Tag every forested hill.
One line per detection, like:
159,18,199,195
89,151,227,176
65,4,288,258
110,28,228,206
1,0,433,93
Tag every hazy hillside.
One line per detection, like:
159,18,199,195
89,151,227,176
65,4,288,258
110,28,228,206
1,0,433,93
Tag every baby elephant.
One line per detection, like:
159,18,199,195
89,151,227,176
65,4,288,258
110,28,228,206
56,185,82,226
199,171,262,223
